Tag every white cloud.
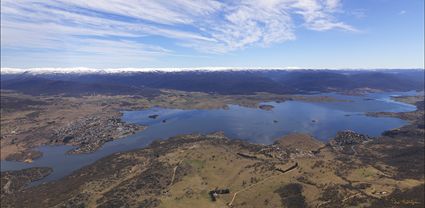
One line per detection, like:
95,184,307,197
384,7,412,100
1,0,356,59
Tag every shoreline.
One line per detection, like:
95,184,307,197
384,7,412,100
0,90,354,162
1,92,421,186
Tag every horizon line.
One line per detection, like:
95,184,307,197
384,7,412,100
1,67,424,74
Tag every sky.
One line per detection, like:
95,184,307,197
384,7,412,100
1,0,424,69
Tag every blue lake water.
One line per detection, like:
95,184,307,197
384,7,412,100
0,91,418,185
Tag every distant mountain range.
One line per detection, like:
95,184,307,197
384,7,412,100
1,69,424,96
2,67,424,74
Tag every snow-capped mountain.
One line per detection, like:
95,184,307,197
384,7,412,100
2,67,422,75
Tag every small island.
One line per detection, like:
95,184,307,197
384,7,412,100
148,114,159,119
259,104,274,111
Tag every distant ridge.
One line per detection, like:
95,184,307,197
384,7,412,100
1,68,423,96
2,67,424,75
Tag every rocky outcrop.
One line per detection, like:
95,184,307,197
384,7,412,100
330,130,370,147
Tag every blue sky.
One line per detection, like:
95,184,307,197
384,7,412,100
1,0,424,69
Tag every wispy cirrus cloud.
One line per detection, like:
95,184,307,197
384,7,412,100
1,0,356,66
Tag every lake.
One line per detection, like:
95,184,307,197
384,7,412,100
0,91,418,185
